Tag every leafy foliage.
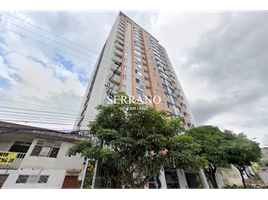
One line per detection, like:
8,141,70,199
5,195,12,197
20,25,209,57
67,92,207,188
186,126,262,189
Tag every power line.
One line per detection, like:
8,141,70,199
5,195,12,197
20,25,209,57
0,18,99,61
0,26,95,64
0,98,78,113
0,105,97,117
1,12,103,56
1,12,122,67
188,102,238,131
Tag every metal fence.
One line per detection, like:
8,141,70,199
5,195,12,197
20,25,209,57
0,152,26,169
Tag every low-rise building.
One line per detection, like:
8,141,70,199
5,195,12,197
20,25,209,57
0,121,87,189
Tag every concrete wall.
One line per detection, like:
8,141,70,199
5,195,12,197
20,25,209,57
0,136,85,189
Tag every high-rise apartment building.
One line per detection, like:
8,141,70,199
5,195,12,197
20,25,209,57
73,12,210,189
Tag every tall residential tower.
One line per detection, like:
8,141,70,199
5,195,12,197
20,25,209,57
74,12,209,189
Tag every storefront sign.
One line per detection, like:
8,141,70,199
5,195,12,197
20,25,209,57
0,152,17,164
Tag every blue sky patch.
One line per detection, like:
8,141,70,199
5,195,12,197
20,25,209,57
54,54,74,72
27,56,46,67
78,74,89,86
0,77,11,90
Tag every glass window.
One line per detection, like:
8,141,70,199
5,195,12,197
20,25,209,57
157,82,161,87
149,60,152,63
136,88,145,102
124,58,127,63
152,72,155,76
155,89,160,94
162,101,166,106
122,85,126,92
123,75,127,80
154,68,157,71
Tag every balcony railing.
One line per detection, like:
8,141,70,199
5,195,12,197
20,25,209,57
117,33,124,41
0,152,26,169
144,73,149,79
115,42,123,51
145,80,150,87
113,56,122,64
146,89,152,96
114,49,123,58
143,66,148,71
111,74,121,84
111,63,122,74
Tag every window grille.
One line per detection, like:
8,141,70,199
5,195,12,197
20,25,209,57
36,140,45,145
30,145,43,156
16,175,29,183
30,140,61,158
48,148,60,158
38,176,49,183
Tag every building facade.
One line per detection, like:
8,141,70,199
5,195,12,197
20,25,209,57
73,11,209,189
0,121,87,189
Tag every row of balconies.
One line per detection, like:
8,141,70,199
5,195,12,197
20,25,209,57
111,63,122,74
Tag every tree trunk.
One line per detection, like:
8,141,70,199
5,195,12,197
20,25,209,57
234,165,247,188
211,172,218,189
203,165,218,189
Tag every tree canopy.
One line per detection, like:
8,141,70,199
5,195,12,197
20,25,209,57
186,126,262,188
67,92,206,189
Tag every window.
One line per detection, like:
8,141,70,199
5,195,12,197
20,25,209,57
122,85,126,92
16,175,49,184
157,82,161,87
152,72,155,76
135,70,143,79
123,75,127,80
162,101,166,106
125,52,127,56
149,60,152,63
30,140,61,158
136,88,145,102
136,78,144,90
124,66,127,71
124,58,127,63
155,89,160,94
9,141,31,153
154,68,157,72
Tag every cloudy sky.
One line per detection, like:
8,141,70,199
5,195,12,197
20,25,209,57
0,9,268,146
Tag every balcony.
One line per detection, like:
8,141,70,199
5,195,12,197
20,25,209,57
144,72,149,79
0,152,26,169
119,23,125,29
111,74,121,84
181,106,187,113
117,34,124,41
117,38,124,45
115,42,123,51
109,84,120,95
113,56,122,64
146,89,152,96
143,66,148,72
168,105,175,113
185,116,191,124
118,29,124,36
119,26,125,33
143,59,147,65
111,63,121,74
176,89,181,94
145,80,150,87
114,49,123,58
142,54,145,59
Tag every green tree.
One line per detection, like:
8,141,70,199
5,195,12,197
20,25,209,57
186,126,232,189
67,92,206,189
227,132,262,188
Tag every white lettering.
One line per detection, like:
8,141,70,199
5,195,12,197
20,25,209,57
136,95,143,103
153,95,161,104
121,95,128,104
107,96,113,104
129,95,135,104
113,95,118,104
